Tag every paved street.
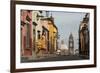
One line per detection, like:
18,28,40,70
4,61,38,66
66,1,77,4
21,55,89,63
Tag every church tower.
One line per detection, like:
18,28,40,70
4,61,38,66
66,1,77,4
79,13,89,58
68,33,74,55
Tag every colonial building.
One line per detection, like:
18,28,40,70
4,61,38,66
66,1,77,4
79,13,89,58
21,10,33,58
32,11,43,57
21,10,43,58
68,33,74,55
21,10,58,58
41,15,58,54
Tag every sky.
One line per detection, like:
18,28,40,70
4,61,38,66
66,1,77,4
42,11,87,49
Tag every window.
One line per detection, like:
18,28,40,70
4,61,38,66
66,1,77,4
26,23,30,49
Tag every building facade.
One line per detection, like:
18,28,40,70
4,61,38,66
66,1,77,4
21,10,58,58
79,13,89,58
68,33,74,55
41,16,58,54
21,10,33,58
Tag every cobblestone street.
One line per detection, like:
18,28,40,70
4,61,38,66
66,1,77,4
21,54,89,63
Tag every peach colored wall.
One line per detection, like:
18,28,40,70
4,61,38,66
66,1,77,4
21,10,33,57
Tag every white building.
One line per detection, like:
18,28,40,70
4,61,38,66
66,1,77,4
60,40,69,55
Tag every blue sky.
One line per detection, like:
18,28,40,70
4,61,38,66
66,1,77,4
42,11,87,49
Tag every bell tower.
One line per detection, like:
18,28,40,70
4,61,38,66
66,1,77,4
69,33,74,55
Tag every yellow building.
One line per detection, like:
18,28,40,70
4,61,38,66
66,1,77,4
41,16,58,54
32,11,44,57
32,11,58,56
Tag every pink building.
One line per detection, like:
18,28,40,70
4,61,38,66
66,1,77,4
21,10,33,57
